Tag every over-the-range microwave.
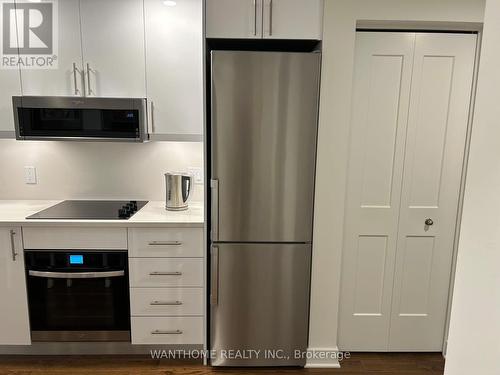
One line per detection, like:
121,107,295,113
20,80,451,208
12,96,148,142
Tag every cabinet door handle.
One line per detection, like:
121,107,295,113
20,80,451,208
151,329,183,335
72,63,81,96
86,63,93,96
148,241,182,246
150,101,155,134
210,245,219,306
210,179,219,241
150,300,183,306
149,271,182,276
253,0,258,36
10,230,18,262
269,0,273,36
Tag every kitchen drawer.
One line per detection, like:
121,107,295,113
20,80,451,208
130,288,203,316
129,258,203,287
128,228,203,258
131,317,203,344
22,227,128,250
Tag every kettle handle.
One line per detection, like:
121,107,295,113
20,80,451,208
182,175,194,203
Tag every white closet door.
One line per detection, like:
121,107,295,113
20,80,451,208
338,32,416,351
388,33,477,351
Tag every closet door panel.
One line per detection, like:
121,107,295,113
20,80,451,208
338,32,416,351
389,33,477,351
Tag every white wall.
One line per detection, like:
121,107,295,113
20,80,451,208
444,0,500,373
310,0,485,366
0,140,204,202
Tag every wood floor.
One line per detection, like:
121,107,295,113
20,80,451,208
0,353,444,375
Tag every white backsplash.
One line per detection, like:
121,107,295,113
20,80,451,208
0,139,204,202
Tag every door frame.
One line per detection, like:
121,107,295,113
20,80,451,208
343,21,484,355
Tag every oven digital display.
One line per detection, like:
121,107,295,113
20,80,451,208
69,255,84,265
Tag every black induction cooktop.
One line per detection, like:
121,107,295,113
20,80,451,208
27,200,149,220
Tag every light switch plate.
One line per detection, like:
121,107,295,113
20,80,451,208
24,166,37,184
188,167,203,184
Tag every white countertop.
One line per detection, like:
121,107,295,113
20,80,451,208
0,200,204,227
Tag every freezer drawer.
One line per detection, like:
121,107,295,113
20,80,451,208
210,243,311,366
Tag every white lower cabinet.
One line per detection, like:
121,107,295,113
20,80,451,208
129,258,203,288
128,227,203,258
0,228,31,345
131,317,203,345
131,288,203,317
23,227,128,250
129,227,204,345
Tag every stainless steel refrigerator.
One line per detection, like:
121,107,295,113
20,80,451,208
209,50,321,367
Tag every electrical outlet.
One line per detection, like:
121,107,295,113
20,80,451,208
188,167,203,184
24,166,37,184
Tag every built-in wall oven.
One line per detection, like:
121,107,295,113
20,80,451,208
25,250,130,342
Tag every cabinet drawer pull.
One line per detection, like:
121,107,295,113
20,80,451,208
150,300,183,306
10,230,18,261
151,329,183,335
148,241,182,246
149,271,182,276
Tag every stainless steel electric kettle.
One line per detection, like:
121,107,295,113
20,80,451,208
165,172,194,211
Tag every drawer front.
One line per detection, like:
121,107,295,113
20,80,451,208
130,288,203,316
128,228,203,258
23,227,128,250
129,258,203,287
131,317,203,344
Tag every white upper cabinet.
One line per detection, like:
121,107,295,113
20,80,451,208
206,0,263,39
0,71,21,134
18,0,146,98
262,0,323,40
144,0,203,139
0,228,31,345
79,0,146,97
206,0,323,40
19,0,84,96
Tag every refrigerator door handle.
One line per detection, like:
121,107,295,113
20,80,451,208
210,245,219,306
210,179,219,241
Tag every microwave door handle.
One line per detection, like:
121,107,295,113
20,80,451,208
28,270,125,279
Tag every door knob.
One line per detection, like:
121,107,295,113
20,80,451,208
425,218,434,226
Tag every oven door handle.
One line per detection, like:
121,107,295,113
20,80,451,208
28,270,125,279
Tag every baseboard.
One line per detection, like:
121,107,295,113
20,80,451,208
0,343,203,355
304,347,342,368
